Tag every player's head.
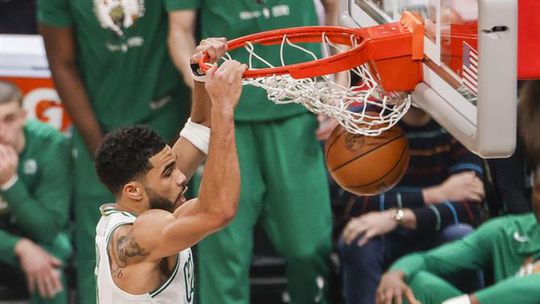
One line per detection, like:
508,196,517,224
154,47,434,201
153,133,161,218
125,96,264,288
0,81,26,150
95,125,187,213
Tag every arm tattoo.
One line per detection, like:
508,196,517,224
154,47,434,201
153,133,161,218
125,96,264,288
110,264,124,279
117,231,150,267
109,230,149,279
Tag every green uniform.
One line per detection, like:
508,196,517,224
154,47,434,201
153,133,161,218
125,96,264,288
391,214,540,304
177,1,332,303
0,120,72,303
37,1,190,303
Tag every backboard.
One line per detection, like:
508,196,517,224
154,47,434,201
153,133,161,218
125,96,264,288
339,0,518,158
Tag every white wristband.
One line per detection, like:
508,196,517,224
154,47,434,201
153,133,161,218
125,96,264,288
1,175,18,191
442,295,472,304
180,118,210,154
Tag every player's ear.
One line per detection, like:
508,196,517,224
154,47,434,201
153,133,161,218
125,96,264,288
123,181,144,201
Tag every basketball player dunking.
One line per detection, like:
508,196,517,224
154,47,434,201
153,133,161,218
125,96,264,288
94,39,246,303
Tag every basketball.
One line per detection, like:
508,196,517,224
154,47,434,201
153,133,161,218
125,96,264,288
325,124,410,196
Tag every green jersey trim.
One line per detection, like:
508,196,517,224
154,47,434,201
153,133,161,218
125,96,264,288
105,222,132,246
102,210,135,218
101,205,137,218
149,254,180,297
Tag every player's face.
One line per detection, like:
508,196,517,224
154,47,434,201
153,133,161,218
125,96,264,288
145,146,188,212
0,100,26,149
533,167,540,223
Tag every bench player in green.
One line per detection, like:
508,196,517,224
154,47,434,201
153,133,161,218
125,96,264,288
37,0,193,302
376,80,540,304
0,81,72,303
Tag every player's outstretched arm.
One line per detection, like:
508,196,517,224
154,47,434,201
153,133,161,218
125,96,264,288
173,38,227,181
135,60,246,261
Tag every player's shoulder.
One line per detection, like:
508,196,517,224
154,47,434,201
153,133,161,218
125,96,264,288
135,209,174,229
131,210,175,249
137,209,174,221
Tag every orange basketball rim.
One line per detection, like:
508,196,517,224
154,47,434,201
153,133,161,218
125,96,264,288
200,11,425,93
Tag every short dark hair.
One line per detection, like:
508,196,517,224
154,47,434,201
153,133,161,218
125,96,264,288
518,80,540,164
95,125,166,195
0,81,22,105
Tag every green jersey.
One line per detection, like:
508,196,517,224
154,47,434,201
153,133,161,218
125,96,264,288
0,120,72,265
391,214,540,304
180,0,321,121
37,0,189,131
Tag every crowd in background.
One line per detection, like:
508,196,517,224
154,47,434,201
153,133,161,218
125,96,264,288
0,0,539,304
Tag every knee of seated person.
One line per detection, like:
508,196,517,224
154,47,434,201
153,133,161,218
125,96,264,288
440,223,474,243
338,236,381,263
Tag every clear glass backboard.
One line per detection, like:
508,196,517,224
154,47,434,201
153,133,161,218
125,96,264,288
339,0,518,158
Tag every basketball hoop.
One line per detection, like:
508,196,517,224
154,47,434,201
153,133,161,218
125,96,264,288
200,12,424,136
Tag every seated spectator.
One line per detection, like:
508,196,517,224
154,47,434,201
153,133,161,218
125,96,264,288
0,81,72,303
375,79,540,304
338,106,485,304
376,165,540,304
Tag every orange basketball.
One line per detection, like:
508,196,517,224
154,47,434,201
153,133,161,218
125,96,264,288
325,124,410,196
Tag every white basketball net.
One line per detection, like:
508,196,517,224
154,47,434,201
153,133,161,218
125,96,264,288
222,33,411,136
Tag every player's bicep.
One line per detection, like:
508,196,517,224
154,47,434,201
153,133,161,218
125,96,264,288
130,211,176,261
135,202,222,260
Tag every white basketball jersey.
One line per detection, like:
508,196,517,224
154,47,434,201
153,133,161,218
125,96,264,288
95,204,195,304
